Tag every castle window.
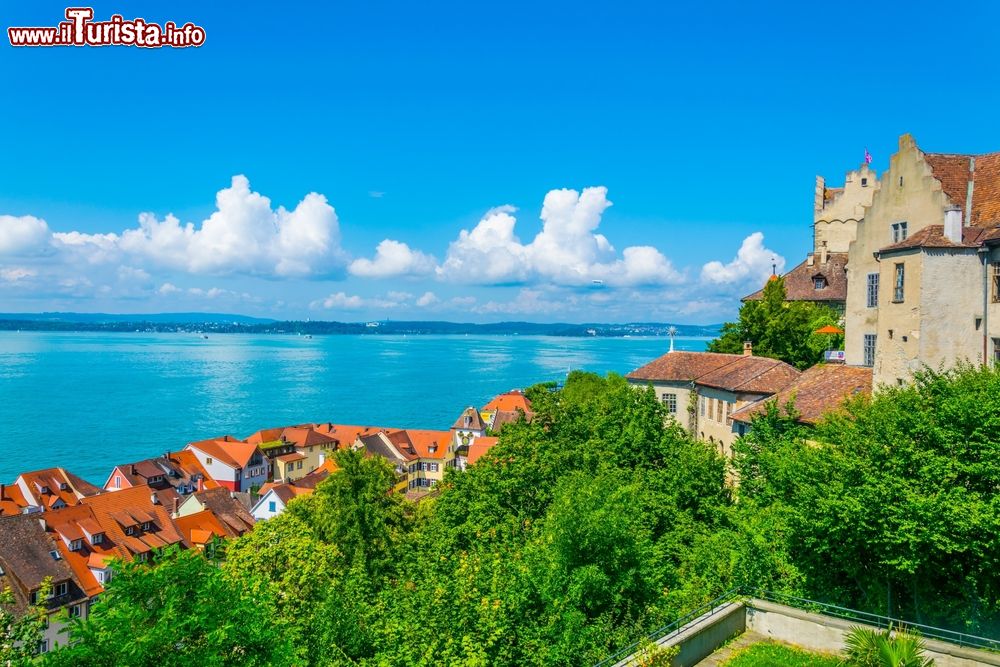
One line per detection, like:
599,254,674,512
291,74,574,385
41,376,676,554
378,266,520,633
992,263,1000,303
861,177,868,187
866,272,879,308
813,275,827,290
891,222,908,243
893,263,905,302
863,334,877,367
993,338,1000,365
660,393,677,414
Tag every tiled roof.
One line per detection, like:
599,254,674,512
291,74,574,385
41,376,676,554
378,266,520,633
0,513,84,614
490,409,534,431
924,149,1000,226
280,427,337,449
730,364,872,425
627,351,800,395
174,510,228,548
879,224,987,253
626,351,751,383
694,356,801,394
188,487,255,537
187,437,260,469
245,427,285,446
452,407,486,431
401,429,452,460
467,436,499,465
313,423,385,448
483,391,532,413
276,452,307,463
0,483,27,517
106,450,218,493
80,485,184,562
743,254,848,303
16,468,101,510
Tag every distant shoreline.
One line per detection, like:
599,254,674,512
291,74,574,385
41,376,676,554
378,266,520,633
0,315,721,339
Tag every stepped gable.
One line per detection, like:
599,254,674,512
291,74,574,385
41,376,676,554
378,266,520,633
730,364,873,425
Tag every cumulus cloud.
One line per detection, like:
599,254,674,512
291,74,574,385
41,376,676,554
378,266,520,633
312,292,366,310
0,215,51,256
158,282,181,295
118,175,346,278
416,291,439,307
0,267,37,282
700,232,784,285
349,239,437,278
438,188,681,287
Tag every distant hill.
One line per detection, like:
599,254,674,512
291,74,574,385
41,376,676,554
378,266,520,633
0,312,275,325
0,314,721,338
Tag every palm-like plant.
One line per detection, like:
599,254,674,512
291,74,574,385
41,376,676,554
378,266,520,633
842,626,934,667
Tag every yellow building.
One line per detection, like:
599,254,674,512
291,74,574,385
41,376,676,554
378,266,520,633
626,349,799,457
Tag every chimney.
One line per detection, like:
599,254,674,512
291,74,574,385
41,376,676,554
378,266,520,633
743,341,753,357
814,175,826,215
944,206,963,244
807,253,815,267
820,240,828,265
197,477,204,493
131,464,137,476
0,483,4,499
172,496,179,517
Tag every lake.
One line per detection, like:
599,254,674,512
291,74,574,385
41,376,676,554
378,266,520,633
0,332,709,482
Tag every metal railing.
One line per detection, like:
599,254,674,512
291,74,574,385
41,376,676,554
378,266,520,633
754,589,1000,652
593,588,1000,667
591,588,742,667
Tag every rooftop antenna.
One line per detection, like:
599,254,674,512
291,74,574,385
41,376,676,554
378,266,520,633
668,325,677,353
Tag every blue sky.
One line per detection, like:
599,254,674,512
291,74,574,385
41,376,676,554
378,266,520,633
2,1,1000,323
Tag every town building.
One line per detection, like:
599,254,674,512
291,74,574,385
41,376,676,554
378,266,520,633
11,468,102,513
481,390,534,431
102,450,218,508
626,348,799,456
184,436,268,493
174,487,255,538
729,364,873,435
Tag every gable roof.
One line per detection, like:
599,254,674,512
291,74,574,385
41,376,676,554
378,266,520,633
280,426,337,449
627,351,800,396
187,437,260,469
467,436,499,465
312,423,386,448
0,483,27,517
730,364,872,425
80,485,184,561
626,351,752,384
16,468,101,510
401,429,452,460
879,224,988,253
452,407,486,431
174,510,229,548
483,391,533,413
742,254,848,303
188,487,255,536
0,513,83,614
105,450,218,492
923,149,1000,226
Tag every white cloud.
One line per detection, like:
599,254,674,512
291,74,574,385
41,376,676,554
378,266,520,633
416,291,439,307
158,282,181,295
312,291,366,310
438,188,682,287
0,267,37,282
117,175,346,278
0,215,51,256
349,239,437,278
700,232,784,285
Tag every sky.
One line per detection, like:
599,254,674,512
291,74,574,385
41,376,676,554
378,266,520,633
2,1,1000,324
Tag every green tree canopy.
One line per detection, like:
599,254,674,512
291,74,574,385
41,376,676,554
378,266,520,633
708,276,842,369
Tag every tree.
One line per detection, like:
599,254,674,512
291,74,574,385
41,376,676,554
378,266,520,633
708,276,842,369
42,547,295,667
1,581,49,666
842,626,934,667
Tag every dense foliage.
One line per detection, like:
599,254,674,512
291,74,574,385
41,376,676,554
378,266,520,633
708,276,842,369
40,365,1000,664
720,641,840,667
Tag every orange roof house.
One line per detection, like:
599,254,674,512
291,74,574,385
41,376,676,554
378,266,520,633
466,436,499,465
482,390,535,431
13,468,102,512
185,437,268,493
0,482,28,517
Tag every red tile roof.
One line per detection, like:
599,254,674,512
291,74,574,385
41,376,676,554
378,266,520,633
187,437,261,469
879,224,987,253
483,391,532,413
743,254,848,303
16,468,101,510
80,485,184,562
174,510,228,548
924,148,1000,226
730,364,873,425
627,351,800,395
0,483,27,517
280,427,337,449
467,436,499,465
452,407,486,431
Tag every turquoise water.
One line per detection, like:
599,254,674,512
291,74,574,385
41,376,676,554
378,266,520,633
0,332,708,483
